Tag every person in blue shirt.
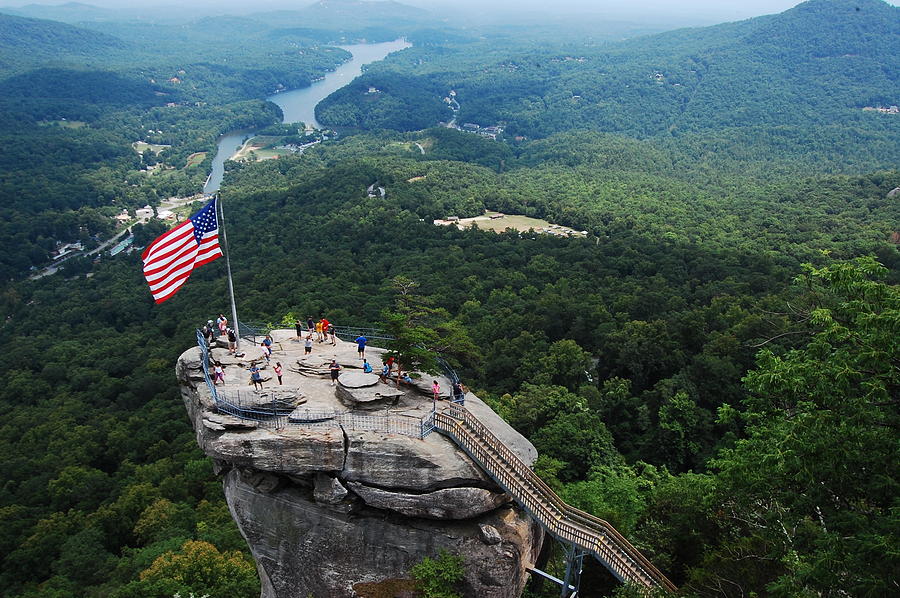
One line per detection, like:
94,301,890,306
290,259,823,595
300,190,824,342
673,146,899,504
355,335,367,359
362,359,373,374
249,365,263,390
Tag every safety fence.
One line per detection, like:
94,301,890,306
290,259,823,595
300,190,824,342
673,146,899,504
433,402,677,592
197,329,435,438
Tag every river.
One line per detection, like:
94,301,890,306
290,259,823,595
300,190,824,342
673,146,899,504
204,38,411,194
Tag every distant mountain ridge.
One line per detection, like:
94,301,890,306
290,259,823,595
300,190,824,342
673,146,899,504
0,1,118,23
314,0,898,170
0,12,127,72
250,0,430,29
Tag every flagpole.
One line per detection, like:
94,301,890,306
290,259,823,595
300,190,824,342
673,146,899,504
217,193,241,352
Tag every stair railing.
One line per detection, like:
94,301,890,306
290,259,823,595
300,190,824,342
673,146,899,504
434,403,676,592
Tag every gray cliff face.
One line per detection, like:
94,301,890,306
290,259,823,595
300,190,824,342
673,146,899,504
177,334,544,598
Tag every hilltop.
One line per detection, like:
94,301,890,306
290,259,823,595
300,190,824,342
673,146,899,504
0,12,126,71
317,0,900,171
0,1,118,23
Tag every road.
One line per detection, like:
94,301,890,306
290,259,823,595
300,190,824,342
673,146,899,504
28,194,207,280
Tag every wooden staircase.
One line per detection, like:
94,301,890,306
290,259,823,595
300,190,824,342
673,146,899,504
433,403,677,593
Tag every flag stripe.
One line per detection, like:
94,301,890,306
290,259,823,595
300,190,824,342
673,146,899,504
143,231,195,269
144,246,197,281
142,221,192,261
141,198,222,302
143,240,198,280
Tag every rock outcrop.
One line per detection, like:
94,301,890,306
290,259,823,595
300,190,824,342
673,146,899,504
178,330,543,598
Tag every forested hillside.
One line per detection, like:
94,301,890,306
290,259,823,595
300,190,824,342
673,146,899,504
0,1,897,597
317,0,900,170
0,13,350,280
0,12,126,70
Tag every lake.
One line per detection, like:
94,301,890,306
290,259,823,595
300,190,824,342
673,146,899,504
204,39,411,194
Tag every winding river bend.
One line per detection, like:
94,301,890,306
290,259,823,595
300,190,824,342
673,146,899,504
204,38,410,194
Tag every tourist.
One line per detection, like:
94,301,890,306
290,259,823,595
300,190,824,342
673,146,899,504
315,319,324,342
432,380,441,402
213,362,225,385
355,334,367,358
362,359,373,374
217,314,227,337
452,381,464,402
274,362,283,385
263,334,274,353
329,359,341,386
321,317,331,343
379,363,390,383
249,365,263,390
304,334,313,356
295,320,303,340
306,315,314,332
399,371,413,386
227,327,237,354
260,342,271,363
328,323,336,346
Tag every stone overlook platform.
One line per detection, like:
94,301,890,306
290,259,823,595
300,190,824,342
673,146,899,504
177,329,544,598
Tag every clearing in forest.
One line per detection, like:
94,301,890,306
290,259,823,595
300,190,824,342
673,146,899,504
436,211,587,237
133,141,171,155
185,151,208,167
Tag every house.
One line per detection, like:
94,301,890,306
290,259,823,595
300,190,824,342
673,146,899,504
52,242,84,260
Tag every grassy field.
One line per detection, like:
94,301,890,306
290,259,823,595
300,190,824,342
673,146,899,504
231,136,297,161
39,120,86,129
133,141,171,155
251,148,293,160
447,211,586,236
185,151,208,167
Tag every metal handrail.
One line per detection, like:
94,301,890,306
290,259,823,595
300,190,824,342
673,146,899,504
195,329,434,438
434,403,677,592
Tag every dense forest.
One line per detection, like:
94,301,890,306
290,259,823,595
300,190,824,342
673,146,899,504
0,1,897,597
317,0,900,170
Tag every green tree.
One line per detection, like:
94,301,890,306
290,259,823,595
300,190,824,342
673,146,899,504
381,276,478,374
114,539,258,598
411,549,465,598
694,258,899,596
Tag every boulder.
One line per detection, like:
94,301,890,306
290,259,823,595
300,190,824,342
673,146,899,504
224,469,543,598
480,524,503,545
176,340,543,598
347,481,511,519
338,371,379,388
335,384,405,410
315,473,349,504
342,431,492,491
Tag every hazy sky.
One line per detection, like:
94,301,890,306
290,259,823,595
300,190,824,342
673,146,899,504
0,0,896,24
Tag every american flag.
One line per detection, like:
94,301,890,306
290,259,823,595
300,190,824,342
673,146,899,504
142,197,223,303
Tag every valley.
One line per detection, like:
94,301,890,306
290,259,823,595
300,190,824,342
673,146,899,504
0,1,897,598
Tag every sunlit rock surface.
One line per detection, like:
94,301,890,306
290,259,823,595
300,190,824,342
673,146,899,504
177,330,543,598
